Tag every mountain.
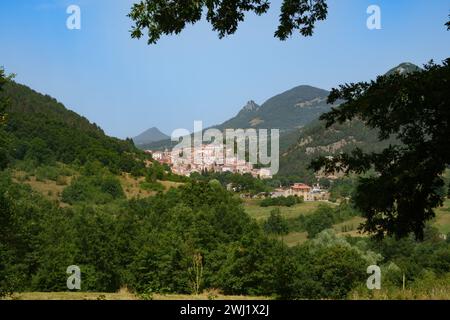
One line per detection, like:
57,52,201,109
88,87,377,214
385,62,422,76
141,85,336,150
141,61,422,179
0,81,143,171
277,62,421,181
277,119,395,182
214,85,334,133
133,127,169,146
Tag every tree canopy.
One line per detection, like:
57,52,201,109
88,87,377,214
0,68,8,125
311,59,450,240
128,0,328,44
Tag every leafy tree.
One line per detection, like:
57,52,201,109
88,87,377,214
291,242,367,299
129,0,328,44
264,208,289,235
304,205,334,238
0,68,12,170
0,68,7,125
311,59,450,240
260,195,300,207
0,183,16,297
62,172,125,204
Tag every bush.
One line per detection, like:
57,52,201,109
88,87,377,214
260,195,301,207
62,173,125,204
140,181,165,192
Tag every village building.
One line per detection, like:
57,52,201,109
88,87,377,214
290,183,312,199
147,144,271,178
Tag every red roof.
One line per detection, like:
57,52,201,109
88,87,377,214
291,183,311,190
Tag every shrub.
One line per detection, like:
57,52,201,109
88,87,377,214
140,181,164,192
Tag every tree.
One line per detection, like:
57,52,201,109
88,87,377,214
0,67,9,125
311,59,450,240
291,242,367,299
188,253,204,295
264,208,289,235
304,205,334,238
0,67,13,170
128,0,328,44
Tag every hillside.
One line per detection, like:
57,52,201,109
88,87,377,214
215,85,334,132
2,63,450,301
0,81,146,172
133,127,169,146
277,119,396,180
276,62,422,180
141,85,337,150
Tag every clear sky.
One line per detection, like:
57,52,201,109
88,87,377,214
0,0,449,138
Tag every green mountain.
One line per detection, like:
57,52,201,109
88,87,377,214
277,62,422,181
214,85,334,133
142,85,336,150
277,119,395,181
133,127,169,146
139,62,421,182
0,81,145,172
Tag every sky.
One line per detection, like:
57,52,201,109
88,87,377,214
0,0,449,139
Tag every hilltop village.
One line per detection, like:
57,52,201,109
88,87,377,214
146,146,330,201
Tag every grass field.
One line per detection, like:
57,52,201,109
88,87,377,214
333,216,366,234
243,199,367,246
7,291,268,301
12,170,185,202
242,199,333,220
12,171,73,205
434,199,450,235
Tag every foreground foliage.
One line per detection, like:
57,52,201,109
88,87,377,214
312,59,450,240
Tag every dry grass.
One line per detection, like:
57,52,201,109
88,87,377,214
8,291,268,301
350,286,450,300
159,180,185,189
12,171,72,206
119,174,185,199
9,291,138,301
13,171,185,203
119,174,154,199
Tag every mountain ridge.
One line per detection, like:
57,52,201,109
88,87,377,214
140,85,335,150
133,127,170,146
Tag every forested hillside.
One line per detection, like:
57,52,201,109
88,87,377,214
277,119,397,181
0,81,146,173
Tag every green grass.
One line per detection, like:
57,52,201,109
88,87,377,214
243,199,332,221
333,216,366,235
433,199,450,235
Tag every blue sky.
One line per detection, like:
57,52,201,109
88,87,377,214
0,0,449,138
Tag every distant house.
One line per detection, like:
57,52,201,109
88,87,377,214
271,188,291,198
291,183,312,198
151,151,164,161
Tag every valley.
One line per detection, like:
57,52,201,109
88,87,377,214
1,60,450,301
